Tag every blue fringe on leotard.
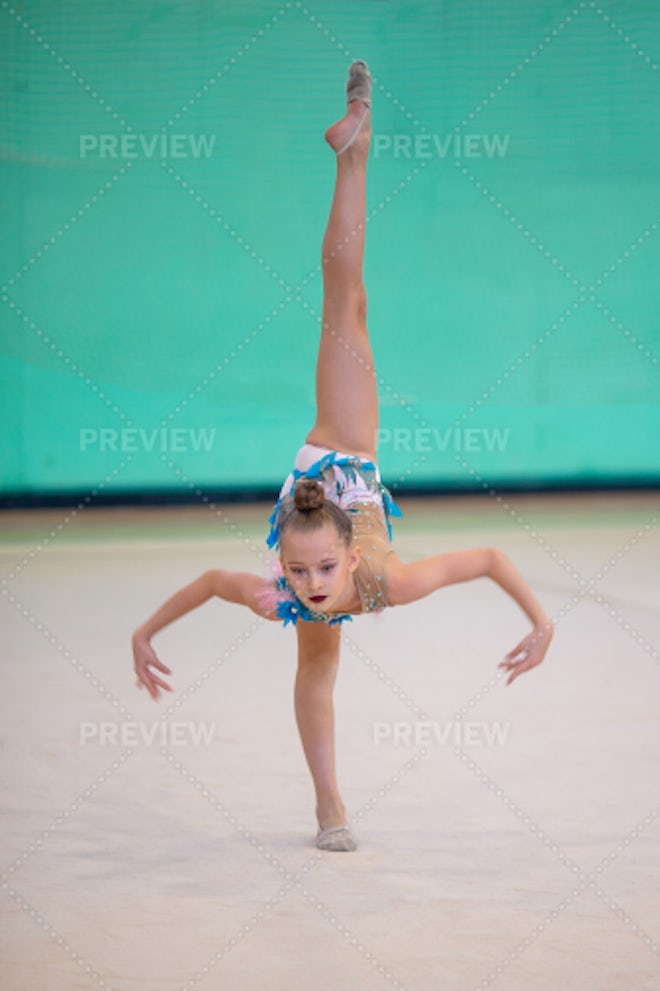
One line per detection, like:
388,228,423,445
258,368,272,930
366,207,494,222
272,574,353,628
266,450,402,552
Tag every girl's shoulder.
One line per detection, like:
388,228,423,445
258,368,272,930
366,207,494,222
350,504,396,613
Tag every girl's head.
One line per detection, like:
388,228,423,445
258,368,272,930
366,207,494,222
279,479,360,611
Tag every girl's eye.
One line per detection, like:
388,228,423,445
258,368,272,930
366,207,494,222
322,564,335,573
291,568,305,577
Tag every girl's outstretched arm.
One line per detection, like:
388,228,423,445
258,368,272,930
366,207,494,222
386,548,554,685
132,570,277,699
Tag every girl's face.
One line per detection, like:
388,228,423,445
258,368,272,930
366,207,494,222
280,521,360,612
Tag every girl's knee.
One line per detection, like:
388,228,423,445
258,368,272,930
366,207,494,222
356,285,368,323
297,650,340,672
324,284,368,322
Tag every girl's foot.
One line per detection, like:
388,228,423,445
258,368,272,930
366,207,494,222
346,59,371,105
325,60,372,157
316,799,357,851
316,797,347,833
316,824,357,852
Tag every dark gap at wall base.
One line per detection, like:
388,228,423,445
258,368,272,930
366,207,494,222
2,479,659,511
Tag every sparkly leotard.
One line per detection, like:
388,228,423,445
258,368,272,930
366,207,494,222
264,444,402,625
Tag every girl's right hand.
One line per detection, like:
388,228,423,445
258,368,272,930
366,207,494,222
132,633,172,700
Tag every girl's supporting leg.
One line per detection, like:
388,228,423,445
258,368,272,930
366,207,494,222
294,620,347,831
306,68,378,461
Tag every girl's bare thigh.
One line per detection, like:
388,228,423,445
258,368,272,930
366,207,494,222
306,294,378,461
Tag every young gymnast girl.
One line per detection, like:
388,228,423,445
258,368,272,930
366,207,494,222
132,62,554,852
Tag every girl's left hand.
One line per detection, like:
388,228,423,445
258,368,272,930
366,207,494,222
498,619,554,685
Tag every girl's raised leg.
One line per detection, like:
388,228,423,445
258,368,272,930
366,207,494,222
306,62,378,461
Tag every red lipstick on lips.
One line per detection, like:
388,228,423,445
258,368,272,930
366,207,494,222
310,595,327,603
